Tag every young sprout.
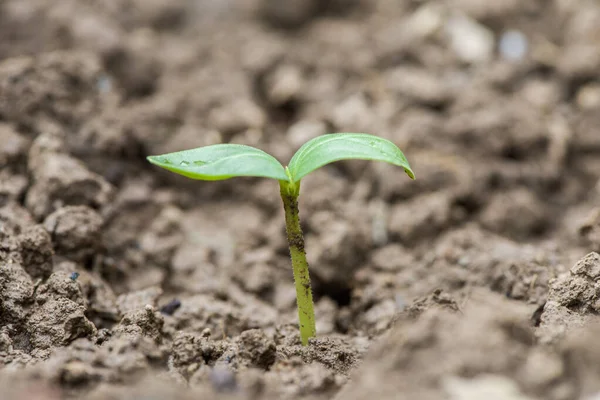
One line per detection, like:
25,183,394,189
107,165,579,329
148,133,414,345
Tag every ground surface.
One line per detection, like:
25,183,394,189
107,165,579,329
1,0,600,399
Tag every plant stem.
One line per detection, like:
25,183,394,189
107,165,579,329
279,180,316,346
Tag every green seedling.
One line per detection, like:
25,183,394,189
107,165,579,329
148,133,414,345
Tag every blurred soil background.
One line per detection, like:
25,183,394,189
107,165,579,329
1,0,600,399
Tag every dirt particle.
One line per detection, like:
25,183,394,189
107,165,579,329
17,225,53,280
51,262,120,327
60,360,92,386
102,30,161,98
116,286,163,315
171,331,234,380
0,260,34,325
301,336,360,375
288,232,305,253
579,208,600,252
43,206,103,263
404,289,460,319
28,296,96,351
0,171,28,207
160,298,182,316
370,244,414,272
546,252,600,314
0,51,102,131
237,329,276,370
36,271,85,307
114,305,164,344
388,192,455,244
0,123,29,167
570,252,600,280
25,133,114,220
480,188,549,239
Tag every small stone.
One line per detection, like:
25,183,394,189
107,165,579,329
117,286,163,315
576,83,600,110
522,349,564,388
579,208,600,251
404,3,444,40
389,193,454,243
209,99,266,134
18,225,54,280
571,252,600,280
362,299,397,332
558,44,600,78
0,260,34,325
445,14,494,63
306,210,370,284
114,306,164,343
265,64,303,106
384,67,451,106
25,133,114,219
210,366,237,393
0,171,28,206
60,360,91,385
499,30,528,61
547,253,600,314
330,94,374,132
479,189,547,239
187,363,200,375
520,79,561,110
0,123,29,167
96,75,112,93
371,244,414,271
159,299,181,316
28,297,96,349
43,206,103,262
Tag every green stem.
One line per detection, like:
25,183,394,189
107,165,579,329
279,179,316,346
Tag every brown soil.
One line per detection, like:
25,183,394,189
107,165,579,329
1,0,600,399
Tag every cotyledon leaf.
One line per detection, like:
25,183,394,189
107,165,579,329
147,144,289,181
287,133,415,183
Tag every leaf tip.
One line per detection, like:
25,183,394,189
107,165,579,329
405,168,415,180
147,155,170,166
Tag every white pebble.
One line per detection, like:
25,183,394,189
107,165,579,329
499,30,528,61
446,14,495,63
446,15,494,63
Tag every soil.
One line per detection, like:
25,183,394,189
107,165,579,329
1,0,600,399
